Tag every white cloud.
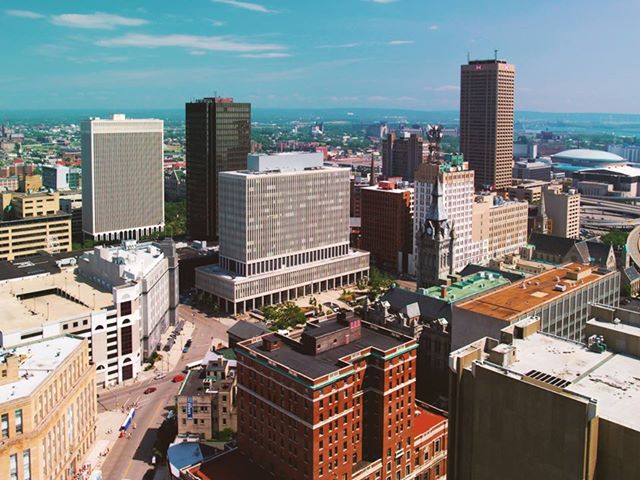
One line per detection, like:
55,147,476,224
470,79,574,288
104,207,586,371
212,20,225,27
96,33,286,53
317,43,362,49
51,13,148,29
387,40,414,45
240,52,290,58
426,85,460,92
366,0,399,4
5,9,44,19
190,50,207,56
212,0,274,13
429,25,439,30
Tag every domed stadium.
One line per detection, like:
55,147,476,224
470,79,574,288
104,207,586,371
551,149,626,173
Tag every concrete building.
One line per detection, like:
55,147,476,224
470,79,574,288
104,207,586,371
195,152,369,314
81,114,164,241
186,97,251,241
471,193,529,260
452,263,619,348
360,181,413,273
349,176,369,218
460,59,515,189
573,165,640,198
449,314,640,480
42,165,81,191
381,132,428,181
0,335,96,480
229,312,447,480
544,188,580,239
414,154,485,276
177,351,237,440
608,143,640,163
59,192,83,242
512,158,551,181
78,239,179,357
506,180,551,203
0,240,177,387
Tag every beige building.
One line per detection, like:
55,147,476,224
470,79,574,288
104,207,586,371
17,175,42,194
449,315,640,480
544,188,581,239
460,59,515,189
506,180,551,203
0,335,96,480
196,153,369,313
472,192,528,260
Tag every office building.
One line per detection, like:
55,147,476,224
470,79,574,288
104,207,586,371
460,59,515,189
513,138,538,159
360,181,414,273
0,191,71,261
17,175,42,193
232,312,446,480
42,165,81,191
195,153,369,314
186,97,251,241
381,132,428,182
452,263,619,348
512,158,551,181
506,180,550,203
81,114,164,241
414,154,485,277
543,188,580,239
449,314,640,480
608,143,640,163
350,176,369,218
0,240,178,386
0,335,96,480
165,169,187,201
177,351,237,440
471,193,529,260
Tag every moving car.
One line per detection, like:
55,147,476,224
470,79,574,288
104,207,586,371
143,387,157,394
173,374,185,383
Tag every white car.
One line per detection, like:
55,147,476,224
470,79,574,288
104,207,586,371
154,373,166,380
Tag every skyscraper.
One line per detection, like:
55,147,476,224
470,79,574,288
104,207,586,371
381,132,428,182
81,114,164,241
185,97,251,241
460,59,515,190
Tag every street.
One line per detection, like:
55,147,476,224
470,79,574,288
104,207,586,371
98,305,235,480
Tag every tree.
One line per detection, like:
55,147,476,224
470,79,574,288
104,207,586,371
368,266,394,297
264,302,306,330
601,230,629,249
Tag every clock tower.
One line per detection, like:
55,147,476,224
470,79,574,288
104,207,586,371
416,177,455,288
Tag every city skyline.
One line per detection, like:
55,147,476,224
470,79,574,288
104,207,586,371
1,0,639,113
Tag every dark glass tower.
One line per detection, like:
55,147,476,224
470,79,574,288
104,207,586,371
186,97,251,240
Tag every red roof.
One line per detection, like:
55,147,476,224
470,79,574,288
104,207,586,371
188,450,267,480
412,405,446,437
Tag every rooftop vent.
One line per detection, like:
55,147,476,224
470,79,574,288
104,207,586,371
524,369,571,390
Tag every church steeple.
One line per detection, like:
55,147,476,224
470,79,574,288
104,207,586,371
535,189,549,234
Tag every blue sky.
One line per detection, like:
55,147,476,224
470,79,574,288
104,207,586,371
1,0,639,113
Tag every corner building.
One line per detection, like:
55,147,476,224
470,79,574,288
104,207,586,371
235,314,425,480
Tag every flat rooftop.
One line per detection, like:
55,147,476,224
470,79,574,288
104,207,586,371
456,263,611,321
0,335,83,404
243,320,411,380
0,269,113,331
497,332,640,432
418,271,510,304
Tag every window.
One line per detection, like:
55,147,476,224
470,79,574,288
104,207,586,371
15,410,22,434
1,413,8,438
120,301,132,316
9,453,17,480
121,325,133,355
23,449,31,480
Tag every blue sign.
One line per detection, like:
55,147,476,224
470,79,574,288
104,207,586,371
186,397,193,420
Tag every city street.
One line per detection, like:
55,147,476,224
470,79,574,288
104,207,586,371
98,305,236,480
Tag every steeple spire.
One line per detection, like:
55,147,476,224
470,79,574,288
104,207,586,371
425,177,447,222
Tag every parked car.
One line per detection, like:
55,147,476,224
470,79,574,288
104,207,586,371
143,387,157,394
173,374,185,383
182,346,189,353
185,339,192,347
154,373,166,380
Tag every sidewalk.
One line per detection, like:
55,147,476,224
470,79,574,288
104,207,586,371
82,410,128,474
137,320,196,382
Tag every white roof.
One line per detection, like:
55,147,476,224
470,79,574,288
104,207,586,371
552,149,625,162
0,336,83,404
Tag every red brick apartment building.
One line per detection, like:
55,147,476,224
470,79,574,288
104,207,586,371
184,312,447,480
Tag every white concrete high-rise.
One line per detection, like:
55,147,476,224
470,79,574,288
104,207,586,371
81,114,164,241
195,152,369,313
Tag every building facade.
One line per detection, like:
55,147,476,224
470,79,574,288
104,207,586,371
0,336,96,480
460,59,515,189
81,114,164,241
42,165,81,191
186,97,251,241
195,153,369,314
382,133,428,182
544,188,580,239
360,181,414,274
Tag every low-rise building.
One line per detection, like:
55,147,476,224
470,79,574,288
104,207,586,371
0,335,96,480
449,314,640,480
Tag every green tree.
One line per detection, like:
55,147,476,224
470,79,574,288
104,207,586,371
368,266,394,297
601,230,629,249
264,302,306,330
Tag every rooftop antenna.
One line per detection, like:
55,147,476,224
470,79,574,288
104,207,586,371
494,49,498,61
467,51,470,63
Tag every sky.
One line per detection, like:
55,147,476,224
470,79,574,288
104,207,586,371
1,0,639,113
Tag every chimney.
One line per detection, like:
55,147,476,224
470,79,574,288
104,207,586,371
261,336,281,352
440,285,448,299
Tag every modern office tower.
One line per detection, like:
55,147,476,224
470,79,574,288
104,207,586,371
460,59,515,189
42,164,81,191
233,313,446,480
543,188,581,239
0,191,72,260
0,335,96,480
381,132,428,181
449,313,640,480
360,180,414,273
186,97,251,241
0,240,177,386
195,152,369,314
81,114,164,241
414,154,485,276
471,192,529,260
452,263,619,348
